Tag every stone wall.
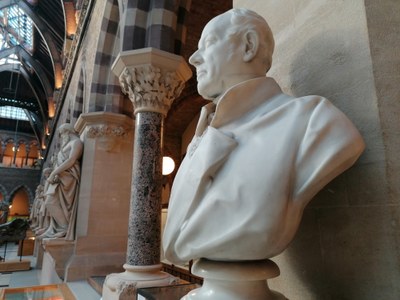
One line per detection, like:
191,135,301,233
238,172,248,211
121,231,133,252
233,1,399,299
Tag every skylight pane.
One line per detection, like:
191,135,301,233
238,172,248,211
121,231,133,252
0,105,29,121
0,5,33,50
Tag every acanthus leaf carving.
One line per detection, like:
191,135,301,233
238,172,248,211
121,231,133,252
119,65,185,116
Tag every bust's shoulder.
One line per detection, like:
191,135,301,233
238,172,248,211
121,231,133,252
284,94,338,113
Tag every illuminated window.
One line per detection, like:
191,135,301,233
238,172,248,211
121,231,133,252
0,105,29,121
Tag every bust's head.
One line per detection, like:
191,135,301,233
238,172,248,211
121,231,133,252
189,8,274,101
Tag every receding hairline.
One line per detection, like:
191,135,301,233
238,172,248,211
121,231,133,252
225,8,275,71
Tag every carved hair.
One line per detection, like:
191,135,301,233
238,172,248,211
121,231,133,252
227,8,275,72
58,123,77,136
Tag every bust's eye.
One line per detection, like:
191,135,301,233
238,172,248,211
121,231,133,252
204,37,216,49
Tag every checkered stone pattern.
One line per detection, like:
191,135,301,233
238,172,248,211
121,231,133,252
122,0,191,54
87,0,128,116
84,0,190,116
71,72,84,123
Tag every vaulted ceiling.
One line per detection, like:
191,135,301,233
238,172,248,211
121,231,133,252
0,0,75,147
0,0,232,157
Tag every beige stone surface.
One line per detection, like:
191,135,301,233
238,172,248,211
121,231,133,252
61,112,133,281
233,0,399,298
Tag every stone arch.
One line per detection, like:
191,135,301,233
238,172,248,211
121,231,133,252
88,0,127,114
120,0,191,54
9,185,34,207
70,69,85,123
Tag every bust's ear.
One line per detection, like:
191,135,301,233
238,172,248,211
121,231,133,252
243,30,259,62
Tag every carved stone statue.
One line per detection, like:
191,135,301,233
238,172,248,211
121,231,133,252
38,124,83,240
163,8,365,299
29,184,44,229
31,168,52,235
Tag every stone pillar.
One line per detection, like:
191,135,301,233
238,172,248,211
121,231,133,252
12,141,18,165
57,112,134,281
102,48,191,299
24,144,30,167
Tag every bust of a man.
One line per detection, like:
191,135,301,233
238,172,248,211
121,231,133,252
163,8,365,264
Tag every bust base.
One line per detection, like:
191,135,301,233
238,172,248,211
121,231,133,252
182,259,287,300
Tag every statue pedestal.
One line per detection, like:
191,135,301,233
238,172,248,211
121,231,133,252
39,238,75,284
64,112,133,281
182,259,287,300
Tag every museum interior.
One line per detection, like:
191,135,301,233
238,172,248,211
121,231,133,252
0,0,399,299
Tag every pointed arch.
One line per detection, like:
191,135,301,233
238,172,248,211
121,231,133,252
9,184,34,206
120,0,191,54
89,0,128,114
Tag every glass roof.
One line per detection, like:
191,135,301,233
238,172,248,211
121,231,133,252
0,5,33,123
0,4,33,54
0,105,29,121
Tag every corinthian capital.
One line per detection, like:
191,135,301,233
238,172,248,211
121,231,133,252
112,48,192,116
119,65,185,116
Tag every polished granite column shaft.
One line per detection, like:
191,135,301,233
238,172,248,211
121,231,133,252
128,111,163,266
102,48,191,300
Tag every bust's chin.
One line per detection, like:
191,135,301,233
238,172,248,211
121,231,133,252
197,82,220,101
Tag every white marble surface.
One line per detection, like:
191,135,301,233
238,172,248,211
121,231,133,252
163,8,365,265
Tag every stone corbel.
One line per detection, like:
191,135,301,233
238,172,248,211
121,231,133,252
75,112,133,152
86,124,127,152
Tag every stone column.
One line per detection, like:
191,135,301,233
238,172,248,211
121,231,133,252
102,48,191,300
24,144,30,167
12,141,18,165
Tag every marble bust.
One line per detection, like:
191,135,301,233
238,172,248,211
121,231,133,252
162,8,365,265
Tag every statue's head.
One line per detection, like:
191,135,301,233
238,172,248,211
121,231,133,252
189,8,274,101
58,123,77,138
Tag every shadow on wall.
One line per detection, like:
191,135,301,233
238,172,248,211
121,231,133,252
278,30,389,299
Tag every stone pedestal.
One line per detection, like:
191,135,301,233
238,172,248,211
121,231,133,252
39,239,75,284
183,259,287,300
62,112,134,281
33,238,44,268
102,48,191,299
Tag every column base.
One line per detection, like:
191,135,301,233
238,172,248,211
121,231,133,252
102,263,179,300
182,259,287,300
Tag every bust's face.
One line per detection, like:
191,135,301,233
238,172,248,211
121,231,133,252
189,13,243,100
